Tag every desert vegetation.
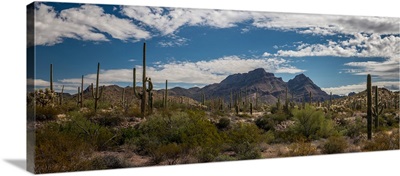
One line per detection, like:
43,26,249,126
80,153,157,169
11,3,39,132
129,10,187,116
27,43,399,173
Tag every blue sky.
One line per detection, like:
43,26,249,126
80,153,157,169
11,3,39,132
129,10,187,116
28,2,400,95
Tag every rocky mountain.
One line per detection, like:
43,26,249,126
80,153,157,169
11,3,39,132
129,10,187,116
71,68,333,105
165,68,331,104
287,73,329,102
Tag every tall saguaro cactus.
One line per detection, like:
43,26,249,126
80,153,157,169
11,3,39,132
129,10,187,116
133,43,153,117
50,64,53,92
91,62,104,112
373,86,384,130
366,74,372,140
77,75,84,108
164,80,168,109
59,85,64,105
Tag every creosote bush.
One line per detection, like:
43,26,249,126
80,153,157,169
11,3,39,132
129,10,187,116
322,136,348,154
363,130,399,151
291,105,336,140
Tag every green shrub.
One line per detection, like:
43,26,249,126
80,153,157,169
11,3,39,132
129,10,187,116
343,118,365,138
216,117,231,129
35,123,93,173
291,105,335,140
35,106,61,121
322,136,348,154
134,111,223,162
94,110,125,127
227,123,263,160
255,116,275,131
64,113,117,151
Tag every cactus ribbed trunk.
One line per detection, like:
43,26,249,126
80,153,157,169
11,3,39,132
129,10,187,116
50,64,53,92
91,62,103,112
80,75,84,108
165,80,168,109
142,43,147,116
250,102,253,115
59,85,64,105
374,86,379,129
367,74,372,140
133,43,153,117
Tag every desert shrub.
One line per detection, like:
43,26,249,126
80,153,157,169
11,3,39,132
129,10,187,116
134,111,223,163
214,154,237,161
90,155,129,170
285,141,317,157
216,117,231,130
35,123,93,173
322,136,348,154
151,143,183,165
343,117,365,138
363,130,399,151
382,113,399,128
227,123,263,160
94,110,125,127
35,106,61,121
255,116,275,131
64,113,117,151
291,105,336,140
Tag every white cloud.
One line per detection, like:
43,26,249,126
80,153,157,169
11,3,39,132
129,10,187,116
34,4,399,46
121,6,254,35
34,3,150,46
158,35,189,47
27,79,49,87
275,33,400,79
252,12,400,35
59,56,304,88
121,6,399,36
322,81,399,96
262,52,272,57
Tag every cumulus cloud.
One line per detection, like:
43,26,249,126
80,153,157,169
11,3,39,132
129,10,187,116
322,81,399,96
275,33,400,79
252,13,400,35
158,35,190,47
34,3,399,46
34,3,150,46
27,78,49,87
121,6,399,36
60,56,304,88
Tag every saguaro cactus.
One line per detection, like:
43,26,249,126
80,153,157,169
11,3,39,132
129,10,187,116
91,62,104,112
284,87,289,112
133,43,153,117
50,64,53,92
250,102,253,115
77,75,84,108
59,85,64,105
164,80,168,109
366,74,372,140
309,91,312,105
373,86,384,130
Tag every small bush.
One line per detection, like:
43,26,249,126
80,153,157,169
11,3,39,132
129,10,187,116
35,106,61,121
227,123,263,160
216,117,231,129
322,136,348,154
363,130,399,151
255,117,275,131
285,141,317,157
35,123,93,173
90,155,129,169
